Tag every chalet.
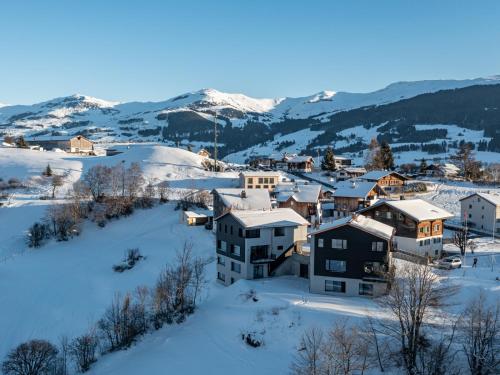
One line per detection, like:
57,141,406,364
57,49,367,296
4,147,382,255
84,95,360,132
211,188,272,218
248,154,282,169
285,155,314,173
359,199,453,258
424,163,460,179
331,180,385,218
197,149,211,158
215,208,309,285
460,193,500,234
239,171,281,190
334,167,367,181
309,214,394,297
334,156,352,170
359,170,409,193
275,183,322,223
24,135,94,154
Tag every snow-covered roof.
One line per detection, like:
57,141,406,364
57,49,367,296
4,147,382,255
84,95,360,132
360,170,408,181
340,167,366,174
25,135,74,142
213,188,271,210
227,208,309,228
240,171,281,178
332,180,379,199
310,214,394,241
367,199,454,221
459,192,500,207
276,183,321,203
286,155,313,163
184,211,209,219
334,156,351,161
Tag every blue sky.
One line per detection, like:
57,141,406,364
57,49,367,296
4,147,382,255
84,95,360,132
1,0,499,104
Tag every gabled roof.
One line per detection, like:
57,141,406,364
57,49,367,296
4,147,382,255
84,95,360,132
286,155,314,163
339,167,367,174
360,170,408,181
361,199,454,221
332,180,379,199
459,192,500,207
24,134,91,142
218,208,309,228
276,183,321,203
310,214,394,241
212,188,271,211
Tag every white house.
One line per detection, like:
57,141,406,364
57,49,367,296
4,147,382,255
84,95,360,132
460,192,500,234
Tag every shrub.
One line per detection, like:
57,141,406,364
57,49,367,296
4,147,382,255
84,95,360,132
27,222,51,248
69,331,98,373
241,332,263,348
2,339,58,375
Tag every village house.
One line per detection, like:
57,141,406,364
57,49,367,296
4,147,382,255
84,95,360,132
424,163,460,179
24,135,94,154
215,208,309,286
359,170,409,193
330,180,385,218
309,214,394,297
333,156,352,170
359,199,453,258
211,188,272,218
183,209,213,226
334,167,367,181
239,171,281,190
460,192,500,234
285,155,314,173
274,183,322,223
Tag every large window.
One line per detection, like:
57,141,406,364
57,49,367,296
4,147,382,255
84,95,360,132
246,229,260,238
317,238,324,248
325,280,345,293
217,256,225,265
231,262,241,273
217,272,225,282
231,245,241,256
359,283,373,296
325,260,346,272
217,240,226,252
274,227,285,237
371,242,384,252
331,239,347,249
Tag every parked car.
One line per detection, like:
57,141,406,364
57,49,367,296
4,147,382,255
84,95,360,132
438,256,462,270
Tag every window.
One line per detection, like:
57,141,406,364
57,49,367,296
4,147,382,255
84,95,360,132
248,186,253,189
238,228,243,237
468,213,472,218
224,224,227,233
433,237,441,243
217,272,225,282
230,278,235,284
419,226,429,234
277,245,283,251
274,227,285,237
217,240,221,249
331,239,347,249
317,238,324,248
264,178,269,183
359,283,373,296
248,178,253,184
433,224,440,231
218,222,222,231
231,262,241,273
469,204,472,209
325,280,346,293
255,185,261,189
217,256,225,265
325,260,346,272
218,240,226,252
398,213,404,221
246,229,260,238
269,178,275,184
258,178,263,184
263,185,269,189
371,242,384,252
232,245,241,256
230,226,233,235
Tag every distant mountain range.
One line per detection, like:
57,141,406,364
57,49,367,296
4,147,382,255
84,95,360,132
1,76,500,164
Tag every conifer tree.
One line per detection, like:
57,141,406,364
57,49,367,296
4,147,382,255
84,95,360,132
321,147,336,171
44,164,53,177
419,158,427,173
379,141,394,170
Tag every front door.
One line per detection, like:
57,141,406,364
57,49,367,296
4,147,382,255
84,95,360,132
300,264,309,278
253,265,264,279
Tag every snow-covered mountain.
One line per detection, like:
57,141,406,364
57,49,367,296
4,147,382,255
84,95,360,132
1,76,500,162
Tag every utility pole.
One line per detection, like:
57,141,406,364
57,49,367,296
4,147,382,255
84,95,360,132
214,111,218,173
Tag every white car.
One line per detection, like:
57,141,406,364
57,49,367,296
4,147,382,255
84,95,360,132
438,256,462,270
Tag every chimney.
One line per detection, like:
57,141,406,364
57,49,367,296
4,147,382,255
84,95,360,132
351,180,356,188
240,190,247,198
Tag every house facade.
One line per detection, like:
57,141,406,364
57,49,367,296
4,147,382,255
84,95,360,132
360,199,453,258
309,214,394,297
331,180,384,218
460,193,500,234
215,208,309,286
333,156,352,170
359,170,408,193
239,171,281,190
334,167,366,181
286,155,314,173
25,135,94,154
275,183,322,223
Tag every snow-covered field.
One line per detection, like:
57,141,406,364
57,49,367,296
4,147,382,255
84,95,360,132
1,143,499,374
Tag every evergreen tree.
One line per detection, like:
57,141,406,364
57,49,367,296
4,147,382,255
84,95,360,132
419,158,427,173
44,164,53,177
364,138,382,170
321,147,336,171
379,141,394,170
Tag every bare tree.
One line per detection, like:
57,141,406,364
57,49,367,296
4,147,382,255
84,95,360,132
2,339,58,375
125,162,144,199
69,330,98,373
290,327,324,375
83,165,111,202
157,181,170,203
459,292,500,375
51,175,64,198
378,263,454,375
453,227,477,258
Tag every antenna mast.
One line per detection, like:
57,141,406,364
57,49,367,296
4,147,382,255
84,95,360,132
214,110,218,172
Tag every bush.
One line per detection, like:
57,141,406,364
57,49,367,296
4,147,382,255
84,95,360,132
70,331,98,373
241,332,263,348
112,248,143,272
27,222,51,248
2,339,58,375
